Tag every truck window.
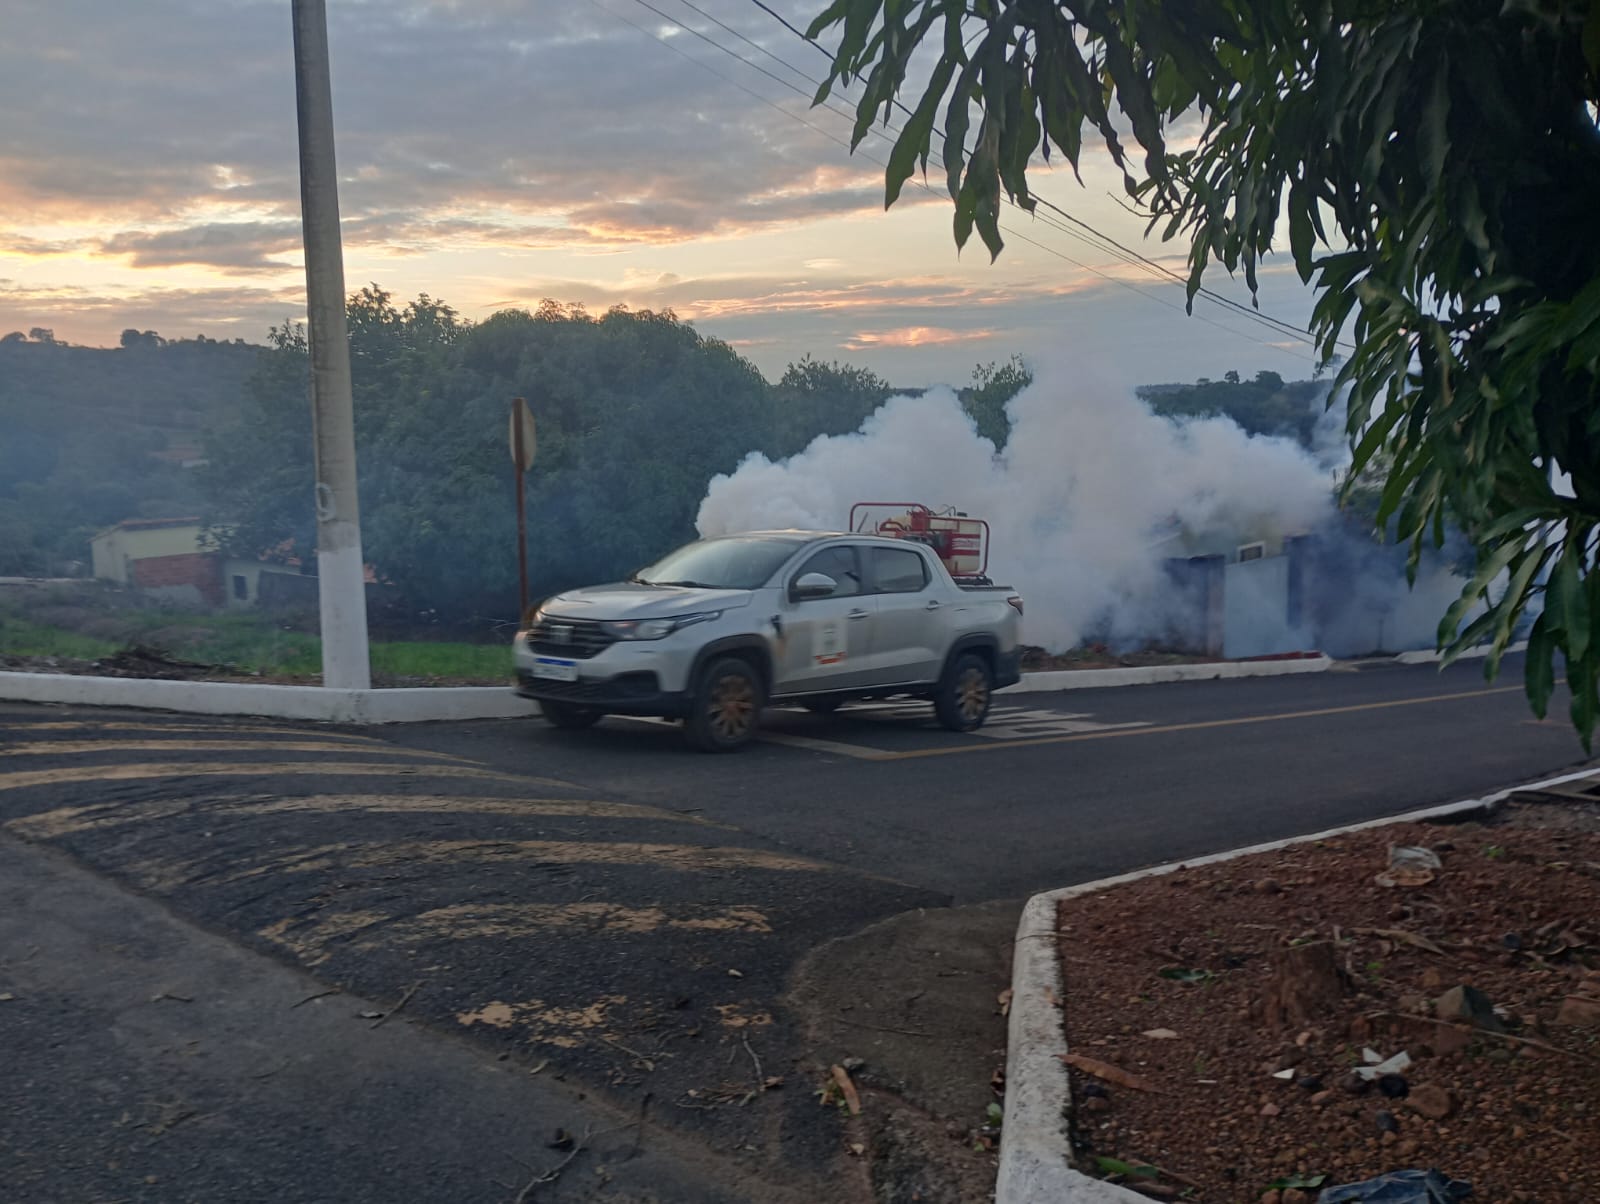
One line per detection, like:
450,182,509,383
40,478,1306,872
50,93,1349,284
870,546,929,594
793,545,862,597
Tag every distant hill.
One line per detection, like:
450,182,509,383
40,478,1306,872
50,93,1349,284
0,333,263,574
1136,370,1332,449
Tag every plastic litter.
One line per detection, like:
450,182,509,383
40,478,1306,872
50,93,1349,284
1317,1169,1472,1203
1376,846,1443,888
1354,1050,1412,1081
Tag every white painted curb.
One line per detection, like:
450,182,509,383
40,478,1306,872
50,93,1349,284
1001,655,1331,693
996,763,1600,1204
0,671,535,724
1395,640,1528,666
0,656,1335,724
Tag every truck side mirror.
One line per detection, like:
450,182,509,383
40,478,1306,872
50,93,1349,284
791,572,837,601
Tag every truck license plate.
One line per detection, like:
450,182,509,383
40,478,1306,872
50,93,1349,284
532,657,579,682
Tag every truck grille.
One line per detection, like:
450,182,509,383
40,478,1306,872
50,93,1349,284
526,618,615,660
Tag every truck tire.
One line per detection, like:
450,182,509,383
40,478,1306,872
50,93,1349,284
934,652,993,732
685,657,763,752
539,699,604,730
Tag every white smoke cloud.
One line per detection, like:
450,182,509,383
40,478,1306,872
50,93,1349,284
696,364,1336,650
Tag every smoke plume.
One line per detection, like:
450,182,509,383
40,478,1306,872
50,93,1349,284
696,364,1340,651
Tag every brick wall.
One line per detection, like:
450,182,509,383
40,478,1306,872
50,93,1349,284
129,553,225,607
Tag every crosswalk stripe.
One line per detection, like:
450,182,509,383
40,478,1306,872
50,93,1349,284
257,901,773,962
136,838,834,890
6,792,715,839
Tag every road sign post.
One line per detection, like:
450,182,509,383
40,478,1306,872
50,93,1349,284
510,397,536,620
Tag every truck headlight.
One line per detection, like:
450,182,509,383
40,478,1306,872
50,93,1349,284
603,611,720,640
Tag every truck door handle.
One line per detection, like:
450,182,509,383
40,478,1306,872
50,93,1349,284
847,609,870,621
924,599,942,610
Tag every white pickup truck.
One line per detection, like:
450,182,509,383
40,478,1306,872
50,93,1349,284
513,531,1024,751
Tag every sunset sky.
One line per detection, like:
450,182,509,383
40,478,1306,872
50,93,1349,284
1,0,1325,391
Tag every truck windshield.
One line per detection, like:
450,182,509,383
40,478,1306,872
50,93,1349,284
634,536,805,590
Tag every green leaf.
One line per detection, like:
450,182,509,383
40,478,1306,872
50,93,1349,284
1524,614,1556,719
1549,544,1590,663
885,57,955,207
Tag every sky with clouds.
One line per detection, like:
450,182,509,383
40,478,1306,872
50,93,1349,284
0,0,1326,391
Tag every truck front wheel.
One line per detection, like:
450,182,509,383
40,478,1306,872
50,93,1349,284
934,653,993,732
685,657,764,752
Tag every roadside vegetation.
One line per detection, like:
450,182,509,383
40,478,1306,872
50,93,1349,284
0,584,511,684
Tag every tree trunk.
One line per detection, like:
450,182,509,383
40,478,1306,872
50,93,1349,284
1262,941,1348,1032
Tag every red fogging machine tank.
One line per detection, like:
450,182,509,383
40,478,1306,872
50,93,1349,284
849,502,991,582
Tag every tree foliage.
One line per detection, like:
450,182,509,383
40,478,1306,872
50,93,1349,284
960,355,1030,449
1138,370,1326,447
200,290,1028,627
0,333,255,575
810,0,1600,741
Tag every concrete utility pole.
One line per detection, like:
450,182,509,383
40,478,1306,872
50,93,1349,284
291,0,371,690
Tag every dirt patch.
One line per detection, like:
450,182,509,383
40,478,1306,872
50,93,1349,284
1055,805,1600,1202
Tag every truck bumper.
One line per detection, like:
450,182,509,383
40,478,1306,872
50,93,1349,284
514,670,690,718
995,648,1022,690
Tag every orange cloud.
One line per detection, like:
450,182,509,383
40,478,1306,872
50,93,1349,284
842,326,998,350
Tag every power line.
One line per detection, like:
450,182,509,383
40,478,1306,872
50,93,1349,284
738,0,1352,353
590,0,1321,364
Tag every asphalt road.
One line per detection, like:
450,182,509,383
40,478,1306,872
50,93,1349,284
0,654,1592,1202
383,653,1592,901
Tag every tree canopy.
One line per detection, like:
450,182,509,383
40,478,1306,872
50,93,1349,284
810,0,1600,740
197,288,1036,626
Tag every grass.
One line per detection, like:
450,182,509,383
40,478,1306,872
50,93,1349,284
0,598,513,684
0,615,121,660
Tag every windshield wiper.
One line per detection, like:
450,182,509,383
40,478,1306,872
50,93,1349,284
652,579,721,589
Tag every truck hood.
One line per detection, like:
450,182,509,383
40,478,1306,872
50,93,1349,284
540,582,755,620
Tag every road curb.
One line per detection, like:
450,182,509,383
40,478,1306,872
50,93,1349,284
995,763,1600,1204
1395,640,1528,666
0,656,1334,723
0,671,535,723
1001,654,1331,693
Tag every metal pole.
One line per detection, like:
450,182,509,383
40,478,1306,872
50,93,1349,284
291,0,370,690
513,399,530,619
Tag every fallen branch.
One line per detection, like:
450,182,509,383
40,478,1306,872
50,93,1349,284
740,1035,764,1104
291,988,341,1009
1372,1011,1595,1061
834,1016,935,1039
371,981,422,1030
1058,1052,1162,1093
829,1065,862,1116
600,1035,657,1071
509,1119,631,1203
1350,927,1452,957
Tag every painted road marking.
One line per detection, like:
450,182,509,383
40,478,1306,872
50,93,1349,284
127,838,842,890
0,760,574,793
4,721,392,744
6,792,716,839
875,681,1529,761
256,902,774,964
0,739,468,762
823,701,1150,740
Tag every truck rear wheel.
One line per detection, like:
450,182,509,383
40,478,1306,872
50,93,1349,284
685,657,763,752
539,699,604,730
934,653,993,732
